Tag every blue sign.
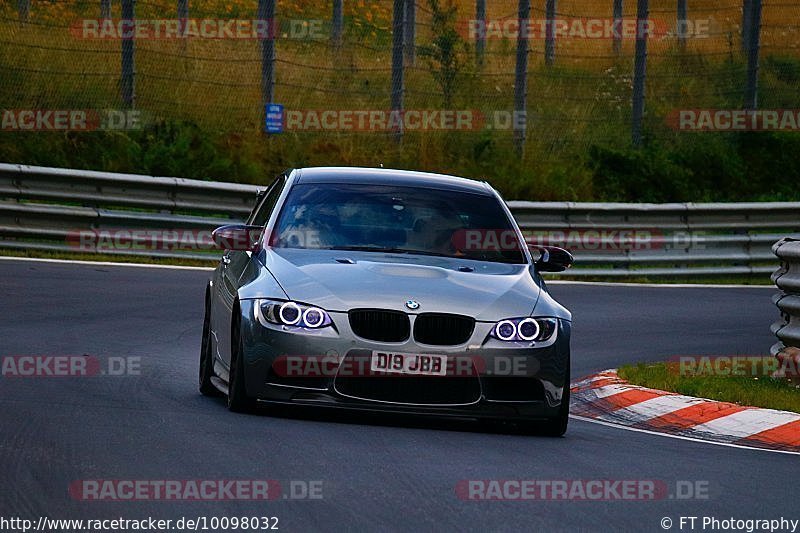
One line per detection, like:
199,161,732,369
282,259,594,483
265,104,283,134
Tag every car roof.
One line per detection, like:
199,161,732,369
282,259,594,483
292,167,493,195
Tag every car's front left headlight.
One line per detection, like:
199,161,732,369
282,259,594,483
490,317,557,342
254,299,333,329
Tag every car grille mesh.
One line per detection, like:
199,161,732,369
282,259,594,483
413,313,475,346
349,309,411,342
348,309,475,346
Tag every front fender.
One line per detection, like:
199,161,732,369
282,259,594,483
236,299,274,398
237,260,288,301
532,287,572,322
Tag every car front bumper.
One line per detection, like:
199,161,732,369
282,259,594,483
237,300,571,421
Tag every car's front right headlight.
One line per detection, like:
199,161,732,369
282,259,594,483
254,299,333,329
490,317,557,342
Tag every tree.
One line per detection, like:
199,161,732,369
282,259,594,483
416,0,468,108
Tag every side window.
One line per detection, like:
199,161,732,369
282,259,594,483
248,176,285,227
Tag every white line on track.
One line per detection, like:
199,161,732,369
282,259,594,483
570,414,800,457
0,256,776,288
0,255,214,271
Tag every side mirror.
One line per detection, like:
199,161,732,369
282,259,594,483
212,224,264,252
529,245,574,273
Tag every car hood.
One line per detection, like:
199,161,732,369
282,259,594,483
242,248,541,322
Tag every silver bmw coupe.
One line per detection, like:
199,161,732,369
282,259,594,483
200,167,573,435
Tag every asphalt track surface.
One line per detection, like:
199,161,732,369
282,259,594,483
0,259,796,532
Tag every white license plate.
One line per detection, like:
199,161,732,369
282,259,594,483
370,351,447,376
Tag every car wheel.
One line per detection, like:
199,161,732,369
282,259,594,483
227,307,257,413
199,289,221,397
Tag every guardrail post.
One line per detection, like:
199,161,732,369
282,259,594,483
121,0,136,108
631,0,648,147
513,0,530,156
771,238,800,384
391,0,405,143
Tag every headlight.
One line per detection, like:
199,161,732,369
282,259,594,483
490,317,557,343
255,299,332,329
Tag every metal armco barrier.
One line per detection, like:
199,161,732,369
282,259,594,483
0,163,259,261
772,239,800,372
1,162,799,276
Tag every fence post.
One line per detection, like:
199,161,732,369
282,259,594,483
17,0,30,23
677,0,687,51
476,0,486,66
101,0,112,19
404,0,416,65
513,0,530,155
258,0,276,108
742,0,752,54
631,0,648,146
544,0,556,66
121,0,136,108
613,0,623,55
177,0,188,32
391,0,405,143
331,0,343,49
744,0,762,109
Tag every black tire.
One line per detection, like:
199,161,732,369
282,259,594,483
199,289,221,397
227,306,257,413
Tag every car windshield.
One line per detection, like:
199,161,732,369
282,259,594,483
270,183,527,264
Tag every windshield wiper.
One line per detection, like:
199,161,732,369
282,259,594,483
324,246,525,264
326,245,452,258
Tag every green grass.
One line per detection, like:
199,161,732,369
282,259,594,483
0,248,217,268
619,361,800,414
